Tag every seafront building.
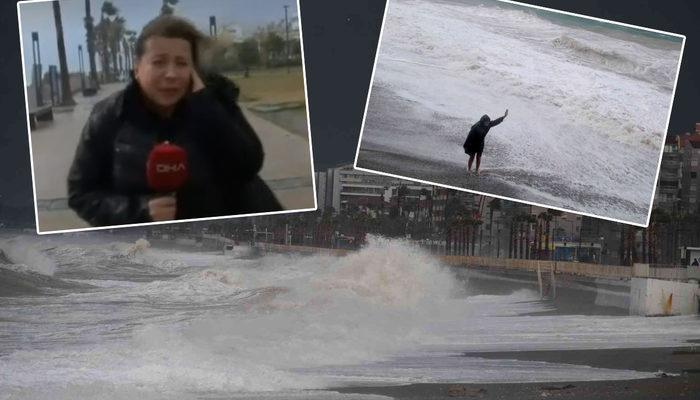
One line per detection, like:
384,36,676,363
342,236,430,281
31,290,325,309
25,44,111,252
655,123,700,215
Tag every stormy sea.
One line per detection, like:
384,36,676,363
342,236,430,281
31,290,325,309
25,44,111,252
357,0,683,225
1,233,699,399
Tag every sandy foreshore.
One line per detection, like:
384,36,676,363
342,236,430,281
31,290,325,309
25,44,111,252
357,147,524,199
334,376,699,399
333,345,700,399
356,83,649,224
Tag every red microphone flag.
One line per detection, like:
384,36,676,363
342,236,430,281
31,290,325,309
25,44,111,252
146,141,189,192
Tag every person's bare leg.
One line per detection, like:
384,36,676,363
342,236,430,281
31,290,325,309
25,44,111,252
475,153,482,174
467,155,475,172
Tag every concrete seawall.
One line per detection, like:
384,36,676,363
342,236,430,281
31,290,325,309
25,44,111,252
255,243,694,280
440,255,630,279
256,242,700,316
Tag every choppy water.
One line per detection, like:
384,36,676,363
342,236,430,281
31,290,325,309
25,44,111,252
1,234,699,399
359,0,683,225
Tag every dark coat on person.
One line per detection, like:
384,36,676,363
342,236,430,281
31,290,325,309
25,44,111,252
67,73,282,227
463,115,505,156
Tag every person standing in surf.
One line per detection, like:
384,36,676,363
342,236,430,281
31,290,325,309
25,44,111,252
463,109,508,175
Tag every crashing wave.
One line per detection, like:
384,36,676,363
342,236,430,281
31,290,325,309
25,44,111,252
552,35,674,89
0,238,57,276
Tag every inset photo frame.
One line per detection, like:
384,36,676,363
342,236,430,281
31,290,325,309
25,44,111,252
19,0,316,234
355,0,685,227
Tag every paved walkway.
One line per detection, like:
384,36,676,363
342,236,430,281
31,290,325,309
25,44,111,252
31,84,314,233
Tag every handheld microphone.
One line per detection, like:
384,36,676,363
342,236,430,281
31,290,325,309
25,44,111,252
146,141,189,192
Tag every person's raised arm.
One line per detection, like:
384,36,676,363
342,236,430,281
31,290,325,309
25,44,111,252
489,109,508,127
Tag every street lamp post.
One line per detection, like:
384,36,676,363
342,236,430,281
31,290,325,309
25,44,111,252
209,16,217,37
284,5,290,73
31,32,43,107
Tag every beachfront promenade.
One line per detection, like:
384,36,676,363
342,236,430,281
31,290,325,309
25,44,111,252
248,241,700,316
29,82,314,232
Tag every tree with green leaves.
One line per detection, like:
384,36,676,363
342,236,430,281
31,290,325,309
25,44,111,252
263,31,285,66
238,38,260,77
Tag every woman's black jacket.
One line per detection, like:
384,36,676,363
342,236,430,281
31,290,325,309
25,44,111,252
67,74,282,227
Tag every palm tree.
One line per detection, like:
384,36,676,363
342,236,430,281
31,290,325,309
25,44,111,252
619,223,627,265
161,0,179,16
122,37,130,71
508,212,524,259
96,1,120,82
508,213,514,258
471,217,482,256
487,198,501,256
84,0,100,89
52,1,75,106
124,30,137,69
95,18,111,80
101,1,117,17
619,224,637,266
546,209,563,259
109,16,126,80
649,208,670,265
538,212,552,259
535,212,549,259
525,214,536,259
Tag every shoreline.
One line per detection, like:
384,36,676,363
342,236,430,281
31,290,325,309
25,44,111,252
150,239,699,399
4,235,700,400
332,375,699,399
331,347,700,399
328,341,700,399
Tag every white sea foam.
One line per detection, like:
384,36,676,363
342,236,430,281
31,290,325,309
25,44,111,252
362,0,682,223
0,237,57,276
2,237,699,398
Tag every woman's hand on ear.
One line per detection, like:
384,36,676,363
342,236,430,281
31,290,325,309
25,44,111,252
192,69,206,93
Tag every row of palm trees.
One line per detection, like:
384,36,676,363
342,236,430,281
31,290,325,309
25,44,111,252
50,0,179,106
94,1,142,83
442,193,567,260
506,208,564,260
617,207,700,266
201,194,700,266
239,198,568,259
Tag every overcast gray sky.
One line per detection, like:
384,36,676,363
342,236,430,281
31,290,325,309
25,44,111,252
19,0,299,83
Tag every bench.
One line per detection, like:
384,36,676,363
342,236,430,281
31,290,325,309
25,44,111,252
28,105,53,129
